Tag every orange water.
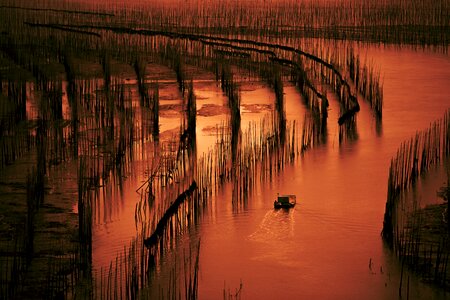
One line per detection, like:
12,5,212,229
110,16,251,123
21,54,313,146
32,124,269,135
90,44,450,298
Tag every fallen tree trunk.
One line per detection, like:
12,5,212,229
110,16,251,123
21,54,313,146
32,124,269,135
144,181,198,249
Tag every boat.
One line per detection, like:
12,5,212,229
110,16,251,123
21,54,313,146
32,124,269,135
273,194,296,209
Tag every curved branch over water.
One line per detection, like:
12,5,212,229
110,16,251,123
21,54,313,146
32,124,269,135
24,22,360,123
1,5,114,17
24,22,357,105
143,181,198,249
23,22,102,38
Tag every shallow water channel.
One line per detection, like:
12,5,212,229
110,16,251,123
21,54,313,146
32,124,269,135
91,44,450,299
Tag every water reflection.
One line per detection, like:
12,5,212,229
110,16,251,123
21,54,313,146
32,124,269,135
196,43,450,299
0,0,449,298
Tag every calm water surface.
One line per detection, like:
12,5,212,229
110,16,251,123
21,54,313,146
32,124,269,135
92,45,450,299
197,46,450,299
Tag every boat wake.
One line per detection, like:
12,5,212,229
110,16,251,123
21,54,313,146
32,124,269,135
248,209,295,242
247,209,298,265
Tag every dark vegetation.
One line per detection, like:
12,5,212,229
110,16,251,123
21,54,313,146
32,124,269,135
0,0,447,298
382,110,450,291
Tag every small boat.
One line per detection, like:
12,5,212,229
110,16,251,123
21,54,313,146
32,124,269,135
274,194,296,209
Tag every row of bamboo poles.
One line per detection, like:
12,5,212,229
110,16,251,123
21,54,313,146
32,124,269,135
0,1,389,159
382,110,450,289
0,2,394,298
5,0,445,47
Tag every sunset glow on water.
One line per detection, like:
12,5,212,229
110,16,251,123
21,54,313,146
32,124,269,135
0,0,449,299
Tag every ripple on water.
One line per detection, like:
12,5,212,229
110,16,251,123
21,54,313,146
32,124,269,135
247,209,298,266
248,209,296,242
